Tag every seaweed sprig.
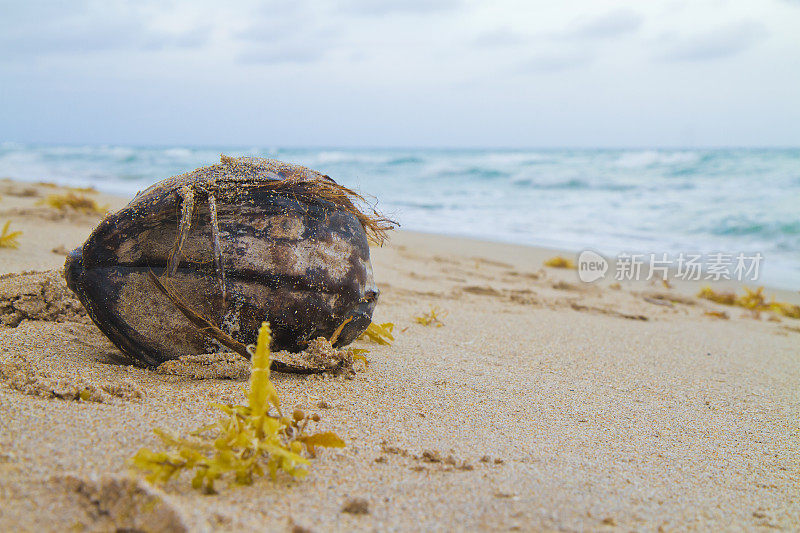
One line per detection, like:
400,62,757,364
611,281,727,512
697,286,736,305
358,322,395,345
66,186,98,194
415,307,446,327
130,322,345,493
38,192,108,214
0,221,22,248
698,286,800,319
544,256,576,269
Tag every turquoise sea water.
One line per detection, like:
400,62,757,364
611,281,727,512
1,143,798,288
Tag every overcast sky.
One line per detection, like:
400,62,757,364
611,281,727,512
1,0,798,147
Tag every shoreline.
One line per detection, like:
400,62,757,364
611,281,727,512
391,229,800,302
1,179,798,530
1,177,796,300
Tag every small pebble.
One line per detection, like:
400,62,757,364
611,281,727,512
342,498,369,515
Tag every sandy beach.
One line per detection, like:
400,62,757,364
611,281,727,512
0,180,798,532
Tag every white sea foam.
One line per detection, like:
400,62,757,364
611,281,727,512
615,150,699,168
162,148,194,158
310,151,389,165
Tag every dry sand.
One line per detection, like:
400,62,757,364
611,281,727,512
0,180,798,531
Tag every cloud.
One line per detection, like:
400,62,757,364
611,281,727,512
563,8,644,40
338,0,462,16
235,12,338,65
475,9,643,50
238,42,328,64
656,21,767,61
236,24,298,44
0,3,209,58
522,50,593,73
142,25,212,51
472,28,526,47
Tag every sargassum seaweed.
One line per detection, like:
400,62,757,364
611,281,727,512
130,322,345,493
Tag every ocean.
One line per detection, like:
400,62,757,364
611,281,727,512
1,143,798,288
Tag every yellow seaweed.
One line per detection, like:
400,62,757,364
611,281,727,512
39,192,108,214
769,301,800,319
414,307,446,327
544,256,576,269
698,285,800,320
247,322,281,418
0,221,22,248
130,322,344,493
736,286,766,310
358,322,395,345
697,286,737,305
67,186,98,193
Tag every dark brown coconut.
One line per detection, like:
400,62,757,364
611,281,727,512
65,156,392,368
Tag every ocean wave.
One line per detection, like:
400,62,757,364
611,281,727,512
615,150,700,168
386,156,424,165
162,148,194,158
393,200,446,210
41,145,138,159
309,151,390,165
437,166,509,179
511,176,588,189
479,152,547,166
0,141,25,149
509,174,642,192
712,218,800,237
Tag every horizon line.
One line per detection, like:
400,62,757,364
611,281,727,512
2,141,800,151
